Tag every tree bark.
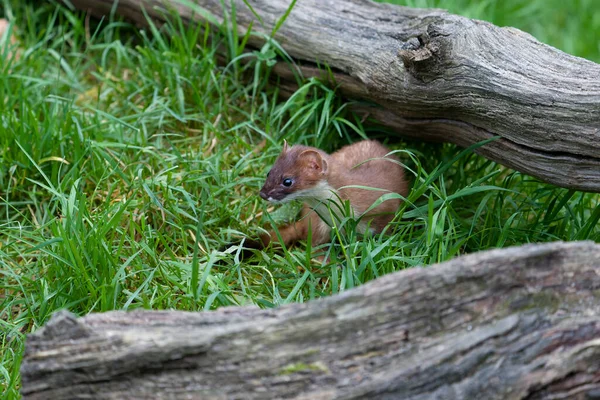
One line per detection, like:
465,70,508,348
21,241,600,399
63,0,600,192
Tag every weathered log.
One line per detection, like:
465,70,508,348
63,0,600,192
21,241,600,399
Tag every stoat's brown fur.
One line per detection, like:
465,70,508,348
255,140,408,249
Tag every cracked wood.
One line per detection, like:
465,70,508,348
21,241,600,399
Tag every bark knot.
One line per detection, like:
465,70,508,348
398,36,432,66
398,30,444,82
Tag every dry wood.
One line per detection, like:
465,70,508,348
21,241,600,399
64,0,600,192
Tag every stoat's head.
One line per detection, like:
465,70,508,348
259,141,329,203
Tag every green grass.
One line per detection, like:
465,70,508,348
1,0,599,397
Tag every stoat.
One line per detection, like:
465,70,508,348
255,140,407,248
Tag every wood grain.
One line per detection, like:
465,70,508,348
21,241,600,399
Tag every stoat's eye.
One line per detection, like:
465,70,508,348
266,170,271,178
282,178,293,187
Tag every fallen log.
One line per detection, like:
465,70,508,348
21,241,600,399
63,0,600,192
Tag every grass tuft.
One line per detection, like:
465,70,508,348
1,0,599,397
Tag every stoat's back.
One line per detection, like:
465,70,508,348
331,141,405,193
329,141,407,228
331,140,390,168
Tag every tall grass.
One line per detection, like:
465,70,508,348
1,0,599,397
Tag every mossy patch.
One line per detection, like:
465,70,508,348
508,291,561,314
280,362,329,375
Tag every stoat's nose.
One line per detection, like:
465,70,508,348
259,191,268,200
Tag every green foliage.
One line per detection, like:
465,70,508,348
0,0,598,397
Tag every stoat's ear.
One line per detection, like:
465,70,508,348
299,150,328,174
282,139,289,153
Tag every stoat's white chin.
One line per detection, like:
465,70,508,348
266,182,338,205
286,181,338,203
